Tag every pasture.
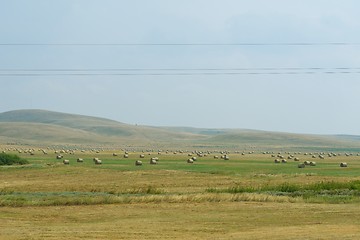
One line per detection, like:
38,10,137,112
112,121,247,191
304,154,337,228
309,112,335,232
1,147,360,239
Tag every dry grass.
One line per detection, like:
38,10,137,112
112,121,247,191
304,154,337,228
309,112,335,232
1,202,360,239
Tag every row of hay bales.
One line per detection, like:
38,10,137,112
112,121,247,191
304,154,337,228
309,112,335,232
114,153,147,159
61,157,100,165
135,154,230,166
4,147,360,155
186,154,230,164
58,154,178,166
271,153,350,168
298,162,348,168
134,157,159,166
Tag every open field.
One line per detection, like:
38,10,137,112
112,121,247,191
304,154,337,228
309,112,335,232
1,147,360,239
2,202,360,240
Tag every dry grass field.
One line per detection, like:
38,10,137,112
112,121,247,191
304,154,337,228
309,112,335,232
1,147,360,239
1,202,360,239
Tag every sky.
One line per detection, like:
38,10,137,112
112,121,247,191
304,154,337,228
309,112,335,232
1,0,360,135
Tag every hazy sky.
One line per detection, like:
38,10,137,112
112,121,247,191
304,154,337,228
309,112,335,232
1,0,360,135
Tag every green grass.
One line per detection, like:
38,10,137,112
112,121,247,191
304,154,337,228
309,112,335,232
1,150,359,206
206,180,360,203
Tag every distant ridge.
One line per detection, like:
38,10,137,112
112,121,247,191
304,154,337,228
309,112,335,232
0,109,122,126
0,109,205,146
0,109,360,151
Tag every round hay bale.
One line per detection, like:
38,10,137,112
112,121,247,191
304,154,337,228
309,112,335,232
135,160,143,166
310,161,316,166
56,155,63,159
94,159,102,165
340,162,348,167
123,154,129,158
77,158,84,163
140,154,145,158
281,159,287,163
298,163,305,168
150,159,157,165
63,159,70,165
187,159,194,163
304,161,311,166
274,159,281,163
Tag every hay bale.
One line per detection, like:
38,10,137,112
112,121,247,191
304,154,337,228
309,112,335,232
77,158,84,163
310,161,316,166
298,163,305,168
340,162,348,167
63,159,70,165
135,160,142,166
304,161,311,166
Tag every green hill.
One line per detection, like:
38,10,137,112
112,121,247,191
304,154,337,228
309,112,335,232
0,109,359,151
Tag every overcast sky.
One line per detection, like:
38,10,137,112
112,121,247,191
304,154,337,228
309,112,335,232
1,0,360,135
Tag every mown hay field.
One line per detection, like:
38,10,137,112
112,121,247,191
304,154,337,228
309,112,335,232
1,148,360,239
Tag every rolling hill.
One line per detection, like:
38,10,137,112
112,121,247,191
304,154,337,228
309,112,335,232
0,109,360,151
0,110,205,147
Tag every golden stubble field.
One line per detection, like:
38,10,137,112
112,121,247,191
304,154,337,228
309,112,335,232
1,147,360,239
2,202,360,240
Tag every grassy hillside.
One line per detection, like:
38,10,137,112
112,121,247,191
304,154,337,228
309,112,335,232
1,109,360,150
163,127,360,151
201,131,360,150
0,110,205,147
0,109,134,136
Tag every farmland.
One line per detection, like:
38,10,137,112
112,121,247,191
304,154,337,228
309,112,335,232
1,147,360,239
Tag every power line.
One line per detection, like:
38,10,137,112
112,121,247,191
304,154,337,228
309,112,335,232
1,67,360,71
1,71,359,77
1,67,359,77
1,43,360,46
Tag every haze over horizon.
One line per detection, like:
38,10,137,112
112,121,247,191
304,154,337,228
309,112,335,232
1,1,360,135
